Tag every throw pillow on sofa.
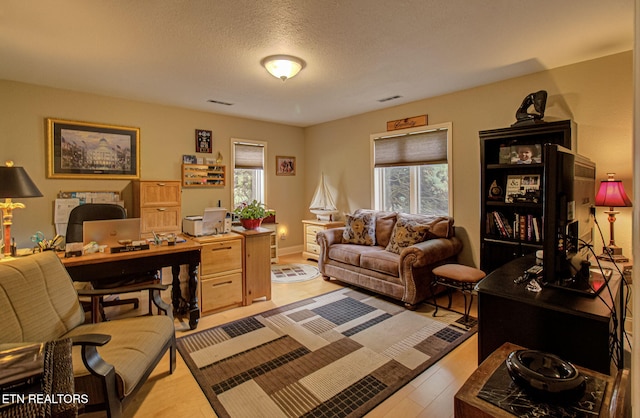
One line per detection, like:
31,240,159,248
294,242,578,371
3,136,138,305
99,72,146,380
385,213,431,254
342,211,376,245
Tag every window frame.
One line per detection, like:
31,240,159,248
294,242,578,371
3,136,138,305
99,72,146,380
370,122,453,215
231,138,267,207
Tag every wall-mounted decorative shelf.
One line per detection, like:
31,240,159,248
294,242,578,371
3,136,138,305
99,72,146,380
182,164,226,188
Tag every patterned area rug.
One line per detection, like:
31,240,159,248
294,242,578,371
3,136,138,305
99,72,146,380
177,288,477,418
271,263,321,283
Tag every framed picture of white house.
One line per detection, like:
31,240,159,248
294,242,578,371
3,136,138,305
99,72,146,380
46,118,140,179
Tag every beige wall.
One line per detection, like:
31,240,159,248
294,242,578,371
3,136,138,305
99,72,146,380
0,51,633,263
304,51,633,267
0,81,306,250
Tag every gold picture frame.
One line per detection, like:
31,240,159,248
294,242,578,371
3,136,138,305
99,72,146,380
276,156,296,176
46,118,140,179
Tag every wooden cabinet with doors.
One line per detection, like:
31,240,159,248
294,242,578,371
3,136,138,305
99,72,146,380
132,180,182,239
233,227,272,305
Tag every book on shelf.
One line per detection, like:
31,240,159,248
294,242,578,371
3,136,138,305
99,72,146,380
487,211,542,242
505,174,541,203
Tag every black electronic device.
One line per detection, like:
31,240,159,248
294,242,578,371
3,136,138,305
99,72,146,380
505,350,586,400
541,144,602,297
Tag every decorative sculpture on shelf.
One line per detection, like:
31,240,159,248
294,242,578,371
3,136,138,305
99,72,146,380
512,90,548,127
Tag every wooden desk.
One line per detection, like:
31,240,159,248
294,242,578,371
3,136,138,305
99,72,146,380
476,254,621,375
455,342,621,417
60,239,202,329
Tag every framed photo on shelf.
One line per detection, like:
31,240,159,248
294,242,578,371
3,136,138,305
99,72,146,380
505,174,541,203
276,156,296,176
509,144,541,164
195,129,212,153
46,118,140,179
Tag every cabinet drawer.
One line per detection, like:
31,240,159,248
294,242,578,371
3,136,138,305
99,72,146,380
306,242,321,255
306,232,320,245
306,224,325,236
201,240,242,275
201,273,243,313
139,181,181,206
140,206,181,234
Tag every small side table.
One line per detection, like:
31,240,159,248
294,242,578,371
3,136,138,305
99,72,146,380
454,342,627,417
302,220,344,261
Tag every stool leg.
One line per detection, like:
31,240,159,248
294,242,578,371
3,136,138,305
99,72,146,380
447,289,453,309
432,280,440,317
462,292,474,327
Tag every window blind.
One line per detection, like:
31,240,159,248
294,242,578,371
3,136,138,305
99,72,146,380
234,143,264,169
374,128,448,167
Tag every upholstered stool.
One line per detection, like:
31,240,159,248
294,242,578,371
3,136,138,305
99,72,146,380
431,264,486,326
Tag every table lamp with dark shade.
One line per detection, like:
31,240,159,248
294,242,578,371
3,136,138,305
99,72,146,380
0,161,43,256
595,173,632,262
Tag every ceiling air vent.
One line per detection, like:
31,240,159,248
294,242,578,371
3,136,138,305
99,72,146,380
207,99,234,106
378,95,402,103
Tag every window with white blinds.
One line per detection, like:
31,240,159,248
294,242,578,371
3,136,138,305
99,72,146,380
373,128,448,167
232,139,266,206
371,124,452,215
234,143,265,169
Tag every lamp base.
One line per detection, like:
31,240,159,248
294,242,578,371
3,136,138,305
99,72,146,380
596,245,629,263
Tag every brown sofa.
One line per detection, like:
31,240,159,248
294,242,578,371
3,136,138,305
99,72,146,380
316,209,463,309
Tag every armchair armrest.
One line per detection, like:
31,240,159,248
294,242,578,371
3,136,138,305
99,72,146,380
77,283,173,318
70,333,111,347
400,236,463,268
70,333,116,381
77,283,168,297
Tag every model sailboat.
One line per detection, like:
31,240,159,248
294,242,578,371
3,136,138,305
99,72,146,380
309,173,339,221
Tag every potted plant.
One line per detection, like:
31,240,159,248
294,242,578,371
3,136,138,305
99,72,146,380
234,200,274,230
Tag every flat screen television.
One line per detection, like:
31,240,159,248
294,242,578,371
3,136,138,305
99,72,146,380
541,144,609,296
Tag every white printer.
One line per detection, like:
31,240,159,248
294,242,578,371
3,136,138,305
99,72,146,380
182,207,231,236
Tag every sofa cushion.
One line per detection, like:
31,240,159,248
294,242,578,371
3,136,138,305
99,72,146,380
67,315,175,398
328,243,384,266
342,211,376,245
360,249,400,277
354,209,397,247
385,213,432,254
0,251,84,344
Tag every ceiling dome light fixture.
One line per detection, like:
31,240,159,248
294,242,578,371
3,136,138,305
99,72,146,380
261,55,306,81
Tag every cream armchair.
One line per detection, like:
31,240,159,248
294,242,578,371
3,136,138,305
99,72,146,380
0,251,176,418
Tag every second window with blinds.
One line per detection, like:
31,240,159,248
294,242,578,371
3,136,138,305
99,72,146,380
371,122,452,216
232,139,267,207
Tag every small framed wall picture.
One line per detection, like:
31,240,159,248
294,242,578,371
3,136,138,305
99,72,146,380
195,129,212,153
276,156,296,176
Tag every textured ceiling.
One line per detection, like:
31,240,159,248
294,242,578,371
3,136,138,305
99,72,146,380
0,0,634,127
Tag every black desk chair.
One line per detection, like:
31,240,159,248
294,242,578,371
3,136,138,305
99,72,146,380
66,203,159,321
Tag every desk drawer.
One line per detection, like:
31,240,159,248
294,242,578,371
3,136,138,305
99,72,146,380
201,240,242,275
201,273,243,313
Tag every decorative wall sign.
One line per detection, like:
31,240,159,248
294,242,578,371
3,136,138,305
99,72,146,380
386,115,428,131
276,156,296,176
196,129,212,153
46,118,140,179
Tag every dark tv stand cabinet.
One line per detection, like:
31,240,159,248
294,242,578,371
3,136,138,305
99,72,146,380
479,120,573,273
476,255,621,375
